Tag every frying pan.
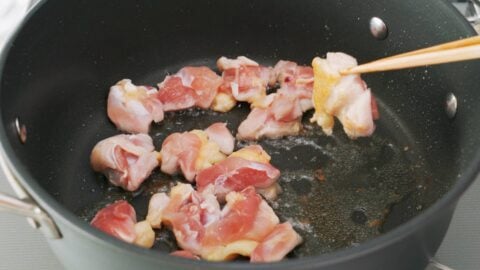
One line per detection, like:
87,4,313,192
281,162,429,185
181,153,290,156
0,0,479,269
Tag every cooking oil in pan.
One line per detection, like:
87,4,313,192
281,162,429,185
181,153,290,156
79,103,432,258
262,130,424,256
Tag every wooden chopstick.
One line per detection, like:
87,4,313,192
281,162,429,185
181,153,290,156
378,35,480,60
341,36,480,75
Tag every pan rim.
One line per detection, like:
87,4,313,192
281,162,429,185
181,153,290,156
0,0,478,268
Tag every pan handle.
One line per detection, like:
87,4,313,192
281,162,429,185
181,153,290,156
428,259,455,270
466,0,480,24
0,150,61,239
0,191,61,239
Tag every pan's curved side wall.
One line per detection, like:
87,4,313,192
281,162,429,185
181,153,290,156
43,203,456,270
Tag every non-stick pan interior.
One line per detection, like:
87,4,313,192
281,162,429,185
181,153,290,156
1,0,480,259
74,102,431,256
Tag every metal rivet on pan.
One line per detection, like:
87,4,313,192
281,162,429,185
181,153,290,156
27,218,40,229
369,17,388,40
445,93,457,119
14,118,27,144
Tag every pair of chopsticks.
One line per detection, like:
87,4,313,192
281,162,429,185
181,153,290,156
341,35,480,75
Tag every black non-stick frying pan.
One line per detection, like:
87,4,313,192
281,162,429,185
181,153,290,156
0,0,479,269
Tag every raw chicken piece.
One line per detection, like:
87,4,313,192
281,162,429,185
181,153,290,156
214,56,274,109
196,145,281,200
149,183,284,261
273,60,314,111
225,65,273,102
160,183,196,225
202,187,263,236
269,93,303,122
133,221,155,248
191,130,229,171
204,240,260,261
210,91,237,113
159,132,202,181
277,87,314,113
203,187,280,261
107,79,164,134
146,193,171,229
237,92,303,140
91,201,155,249
311,52,379,138
90,134,159,191
257,183,282,201
241,199,280,241
159,184,221,255
91,200,137,243
156,67,222,112
229,145,271,163
156,76,197,112
170,195,220,254
204,122,235,155
273,60,314,90
170,250,201,260
196,157,280,201
217,56,260,70
159,123,234,181
251,222,303,262
176,67,223,109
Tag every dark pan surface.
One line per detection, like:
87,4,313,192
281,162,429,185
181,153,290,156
75,82,431,257
1,0,479,261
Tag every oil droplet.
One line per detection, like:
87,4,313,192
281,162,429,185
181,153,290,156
351,208,368,225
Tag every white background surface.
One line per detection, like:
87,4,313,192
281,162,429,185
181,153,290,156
1,1,480,270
